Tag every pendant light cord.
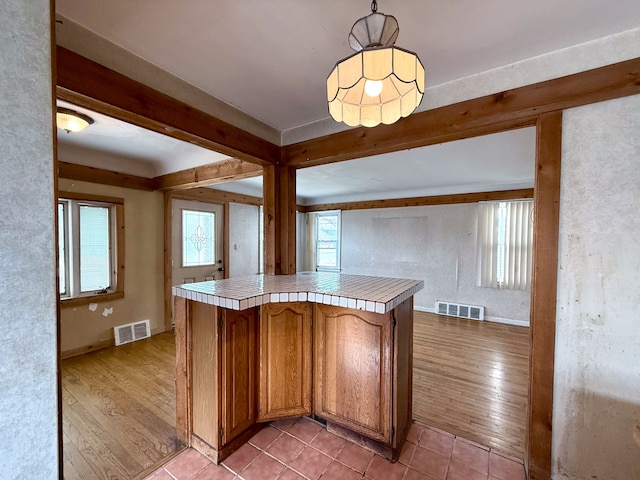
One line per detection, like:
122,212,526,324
371,0,377,13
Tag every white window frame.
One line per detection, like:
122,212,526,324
58,193,124,306
312,210,341,272
476,199,534,291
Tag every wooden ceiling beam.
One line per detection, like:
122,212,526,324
57,161,155,191
169,187,263,206
56,46,279,167
301,188,534,213
282,57,640,168
153,158,262,192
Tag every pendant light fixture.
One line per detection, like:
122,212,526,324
56,107,94,133
327,0,425,128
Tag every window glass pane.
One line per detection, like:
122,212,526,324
183,210,215,267
58,203,66,295
317,214,339,268
317,248,337,267
79,205,111,292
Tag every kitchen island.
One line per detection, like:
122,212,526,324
172,272,423,463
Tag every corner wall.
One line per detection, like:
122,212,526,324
0,1,58,477
553,93,640,479
58,179,165,354
340,204,531,324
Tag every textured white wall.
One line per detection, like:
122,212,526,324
229,203,261,277
341,205,531,323
0,1,59,477
552,94,640,479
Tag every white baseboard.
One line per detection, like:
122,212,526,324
485,315,530,327
414,305,529,327
414,305,435,313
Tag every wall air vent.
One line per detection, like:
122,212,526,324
114,319,151,346
435,301,484,321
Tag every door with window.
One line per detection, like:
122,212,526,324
171,199,224,287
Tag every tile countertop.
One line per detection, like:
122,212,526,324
172,272,424,314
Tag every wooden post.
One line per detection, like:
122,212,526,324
174,296,190,444
527,111,562,480
263,165,296,274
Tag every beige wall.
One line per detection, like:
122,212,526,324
58,178,165,354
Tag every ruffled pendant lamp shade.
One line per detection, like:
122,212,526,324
327,1,425,128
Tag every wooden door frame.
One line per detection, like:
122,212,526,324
56,49,640,479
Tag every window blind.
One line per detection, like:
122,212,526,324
476,200,534,291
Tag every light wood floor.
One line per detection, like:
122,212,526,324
412,311,530,459
62,332,181,480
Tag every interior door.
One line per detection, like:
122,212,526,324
171,199,224,286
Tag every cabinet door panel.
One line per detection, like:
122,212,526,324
221,308,258,444
258,302,312,421
315,305,392,443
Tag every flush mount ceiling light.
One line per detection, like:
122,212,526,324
327,0,425,128
56,107,94,133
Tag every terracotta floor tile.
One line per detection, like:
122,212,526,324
240,452,285,480
410,445,449,479
193,463,237,480
278,468,307,480
446,459,488,480
288,417,324,443
249,426,282,450
398,441,416,466
335,442,376,474
271,418,299,431
489,452,525,480
419,428,455,457
452,439,489,473
310,429,347,458
222,443,261,474
151,424,506,480
165,449,211,480
364,454,407,480
320,460,364,480
404,467,440,480
406,423,425,444
266,433,306,463
144,470,174,480
289,446,333,480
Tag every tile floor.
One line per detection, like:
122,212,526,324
144,418,526,480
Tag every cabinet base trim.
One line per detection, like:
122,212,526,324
326,421,402,462
191,423,264,465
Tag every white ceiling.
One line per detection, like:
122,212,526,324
53,1,640,202
57,100,230,177
56,0,640,131
213,128,535,204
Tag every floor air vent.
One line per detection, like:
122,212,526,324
435,301,484,321
114,320,151,346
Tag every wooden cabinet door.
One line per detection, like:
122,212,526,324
220,307,258,445
258,302,313,421
314,304,393,444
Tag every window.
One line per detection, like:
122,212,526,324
476,200,534,291
58,193,124,306
182,209,216,267
259,205,264,274
312,211,341,271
